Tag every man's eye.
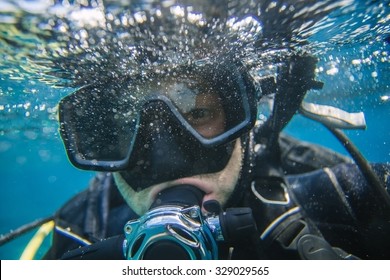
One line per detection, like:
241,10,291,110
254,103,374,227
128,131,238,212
185,109,212,124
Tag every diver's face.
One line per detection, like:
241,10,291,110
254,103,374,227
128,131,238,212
113,90,242,216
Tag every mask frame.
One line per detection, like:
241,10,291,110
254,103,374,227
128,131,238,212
58,60,258,171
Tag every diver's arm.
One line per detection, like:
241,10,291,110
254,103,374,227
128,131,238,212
42,188,92,259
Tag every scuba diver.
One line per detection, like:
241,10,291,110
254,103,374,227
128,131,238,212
40,53,390,260
2,0,387,260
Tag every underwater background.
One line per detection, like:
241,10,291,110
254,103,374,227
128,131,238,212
0,0,389,259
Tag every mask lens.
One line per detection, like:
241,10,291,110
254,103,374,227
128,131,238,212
59,86,139,168
161,80,227,139
151,68,249,141
181,92,226,139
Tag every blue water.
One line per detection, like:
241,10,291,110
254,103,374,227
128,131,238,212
0,83,93,259
0,0,389,260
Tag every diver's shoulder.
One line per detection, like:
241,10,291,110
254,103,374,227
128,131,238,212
55,172,118,219
278,133,353,174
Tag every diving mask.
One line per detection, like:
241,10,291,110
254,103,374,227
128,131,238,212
59,61,258,171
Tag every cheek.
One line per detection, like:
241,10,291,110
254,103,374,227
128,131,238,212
197,139,243,206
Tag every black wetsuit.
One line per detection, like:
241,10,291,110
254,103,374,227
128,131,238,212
44,133,390,260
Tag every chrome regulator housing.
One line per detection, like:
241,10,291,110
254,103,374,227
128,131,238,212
123,205,222,260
